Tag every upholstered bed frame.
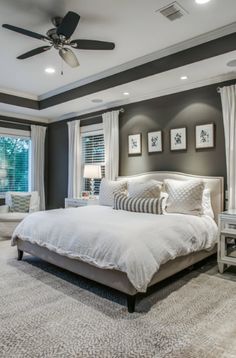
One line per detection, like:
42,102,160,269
16,172,224,313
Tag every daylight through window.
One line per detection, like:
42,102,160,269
0,135,30,196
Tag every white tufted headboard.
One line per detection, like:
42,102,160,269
118,171,224,222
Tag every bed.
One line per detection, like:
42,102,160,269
11,172,224,312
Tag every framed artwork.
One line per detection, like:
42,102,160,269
148,131,162,153
128,134,142,155
195,123,214,149
170,127,187,151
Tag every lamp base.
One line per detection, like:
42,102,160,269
90,178,95,197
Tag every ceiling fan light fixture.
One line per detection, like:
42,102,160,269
45,67,55,74
59,48,80,68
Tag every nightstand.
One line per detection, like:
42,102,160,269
218,210,236,273
65,197,99,208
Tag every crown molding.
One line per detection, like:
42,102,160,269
0,110,49,124
0,88,38,101
48,73,236,124
40,22,236,100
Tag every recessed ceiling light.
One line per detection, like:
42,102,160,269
45,67,55,74
91,99,103,103
195,0,211,4
180,75,188,80
123,92,130,96
227,60,236,67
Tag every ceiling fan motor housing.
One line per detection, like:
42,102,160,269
51,16,63,28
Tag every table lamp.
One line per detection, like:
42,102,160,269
83,164,102,197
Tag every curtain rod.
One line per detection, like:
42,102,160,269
80,108,125,122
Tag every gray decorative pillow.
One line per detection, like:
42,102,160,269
164,179,205,215
113,193,164,215
127,180,163,198
99,179,127,207
10,194,31,213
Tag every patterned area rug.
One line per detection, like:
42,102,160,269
1,240,236,358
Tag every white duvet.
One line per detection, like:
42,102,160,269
12,206,218,292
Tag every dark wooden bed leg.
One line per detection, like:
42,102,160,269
127,294,136,313
17,249,24,261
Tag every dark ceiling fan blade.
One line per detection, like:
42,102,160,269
17,46,52,59
56,11,80,38
59,48,79,68
2,24,49,41
70,39,115,50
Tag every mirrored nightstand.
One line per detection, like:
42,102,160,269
218,210,236,273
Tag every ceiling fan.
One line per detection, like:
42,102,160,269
2,11,115,68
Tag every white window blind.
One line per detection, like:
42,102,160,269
81,130,105,195
0,133,31,196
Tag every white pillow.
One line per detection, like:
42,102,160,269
202,189,214,218
127,180,163,198
164,179,205,216
99,179,127,207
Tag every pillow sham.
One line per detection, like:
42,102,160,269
99,179,127,207
127,180,163,198
10,194,31,213
164,179,205,215
202,188,214,218
113,193,164,214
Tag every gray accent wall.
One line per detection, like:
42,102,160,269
47,80,232,209
119,83,227,181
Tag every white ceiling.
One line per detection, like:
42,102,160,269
0,0,236,122
1,0,236,98
1,50,236,123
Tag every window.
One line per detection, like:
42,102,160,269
81,125,105,195
0,128,31,197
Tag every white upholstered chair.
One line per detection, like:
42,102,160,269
0,191,40,238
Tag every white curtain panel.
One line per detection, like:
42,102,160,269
31,125,47,210
67,120,81,198
102,110,120,180
220,84,236,209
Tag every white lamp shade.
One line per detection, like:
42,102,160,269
83,164,102,179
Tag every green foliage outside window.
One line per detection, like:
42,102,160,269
0,136,30,194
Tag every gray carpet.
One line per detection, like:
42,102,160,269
1,240,236,358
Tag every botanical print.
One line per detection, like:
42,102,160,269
174,132,182,145
131,137,138,149
148,131,162,153
128,134,141,155
195,124,214,149
200,129,210,144
170,128,186,151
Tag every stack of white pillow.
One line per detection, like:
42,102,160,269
99,178,214,218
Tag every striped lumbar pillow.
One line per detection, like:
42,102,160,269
113,193,163,214
10,194,31,213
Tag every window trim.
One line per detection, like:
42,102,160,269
80,124,105,195
80,122,103,135
0,127,30,138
